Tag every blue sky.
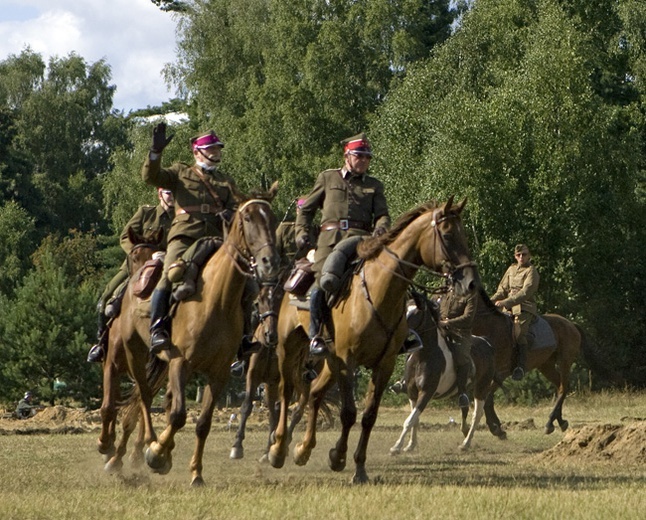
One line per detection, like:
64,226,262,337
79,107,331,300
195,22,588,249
0,0,178,113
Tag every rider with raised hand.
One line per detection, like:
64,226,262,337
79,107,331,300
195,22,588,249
491,243,540,380
142,123,248,354
295,133,390,357
87,187,174,363
438,286,477,408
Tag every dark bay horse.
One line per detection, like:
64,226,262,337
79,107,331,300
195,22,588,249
268,198,478,484
389,292,495,454
473,287,591,436
97,227,164,471
120,198,280,487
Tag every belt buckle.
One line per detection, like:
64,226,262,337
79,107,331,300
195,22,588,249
200,204,210,214
339,219,349,230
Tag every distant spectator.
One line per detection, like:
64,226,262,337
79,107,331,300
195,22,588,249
16,391,35,419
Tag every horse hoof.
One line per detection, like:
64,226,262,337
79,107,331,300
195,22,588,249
459,442,470,451
104,458,123,474
544,423,555,435
191,476,205,488
389,447,401,456
293,443,310,467
328,448,346,472
258,453,269,464
145,446,172,474
268,449,285,469
230,447,244,460
560,420,569,432
351,470,369,485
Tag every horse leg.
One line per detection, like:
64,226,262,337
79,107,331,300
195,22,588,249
352,362,394,485
145,357,186,476
484,384,507,440
230,362,259,460
189,378,224,487
292,361,335,467
97,358,119,459
326,361,357,473
539,362,569,434
460,397,485,450
390,399,418,455
260,383,280,463
129,409,146,467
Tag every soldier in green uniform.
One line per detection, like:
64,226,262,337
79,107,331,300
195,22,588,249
275,196,317,272
87,187,174,362
295,133,391,356
439,287,477,407
142,123,246,353
491,243,540,380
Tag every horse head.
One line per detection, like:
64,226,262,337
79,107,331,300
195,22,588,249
126,226,165,276
229,198,281,282
420,196,479,296
256,281,280,347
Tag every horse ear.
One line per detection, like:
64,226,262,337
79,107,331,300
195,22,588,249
268,180,279,201
442,195,455,213
455,197,467,214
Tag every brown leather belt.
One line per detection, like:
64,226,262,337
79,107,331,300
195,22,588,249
175,204,221,216
320,219,370,232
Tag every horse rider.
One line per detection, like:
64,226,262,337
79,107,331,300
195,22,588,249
438,285,477,407
295,133,390,356
16,391,35,419
87,187,174,362
491,243,540,380
142,122,257,356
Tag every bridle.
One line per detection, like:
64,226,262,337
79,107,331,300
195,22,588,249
224,199,276,279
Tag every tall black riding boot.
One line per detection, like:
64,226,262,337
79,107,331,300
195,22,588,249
87,309,109,363
308,288,328,357
456,362,470,408
512,341,527,381
149,289,171,354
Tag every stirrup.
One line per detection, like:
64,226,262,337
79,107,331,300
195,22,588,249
230,360,246,378
150,330,171,354
458,393,470,408
400,330,423,354
87,343,105,363
309,336,327,357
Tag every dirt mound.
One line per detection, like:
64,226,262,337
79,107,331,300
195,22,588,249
536,420,646,464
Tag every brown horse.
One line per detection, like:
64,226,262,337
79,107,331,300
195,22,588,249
268,198,478,483
229,281,333,461
473,287,591,436
389,291,496,455
120,197,280,487
97,227,164,471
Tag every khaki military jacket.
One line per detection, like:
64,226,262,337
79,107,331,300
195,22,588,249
119,204,174,254
295,167,390,252
439,290,477,338
491,263,539,315
142,155,241,242
275,221,318,269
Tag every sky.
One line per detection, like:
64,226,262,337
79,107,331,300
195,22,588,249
0,0,179,113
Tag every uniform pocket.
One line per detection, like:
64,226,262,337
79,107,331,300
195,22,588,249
328,185,347,202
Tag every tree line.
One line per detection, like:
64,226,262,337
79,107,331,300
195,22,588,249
0,0,644,406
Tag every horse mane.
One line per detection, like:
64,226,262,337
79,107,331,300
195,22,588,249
245,180,279,203
357,201,440,260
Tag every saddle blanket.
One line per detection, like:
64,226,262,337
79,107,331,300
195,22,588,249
528,315,556,351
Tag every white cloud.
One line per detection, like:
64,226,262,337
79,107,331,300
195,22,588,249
0,0,179,113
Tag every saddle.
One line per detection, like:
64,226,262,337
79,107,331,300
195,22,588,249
527,315,557,351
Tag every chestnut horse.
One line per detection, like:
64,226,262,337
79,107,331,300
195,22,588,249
120,198,280,487
97,226,164,471
389,291,495,455
268,198,478,483
230,281,333,462
473,287,592,436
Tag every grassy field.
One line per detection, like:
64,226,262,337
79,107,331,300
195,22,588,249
0,390,644,519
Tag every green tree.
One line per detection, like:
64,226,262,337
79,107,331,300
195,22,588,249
0,248,100,405
0,201,36,297
164,0,458,213
372,0,646,383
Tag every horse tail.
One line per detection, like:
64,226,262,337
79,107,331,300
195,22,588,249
576,324,623,387
119,356,169,418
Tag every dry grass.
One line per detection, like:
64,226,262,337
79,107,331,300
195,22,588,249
0,390,644,519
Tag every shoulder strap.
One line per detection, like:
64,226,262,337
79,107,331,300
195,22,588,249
191,166,224,210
